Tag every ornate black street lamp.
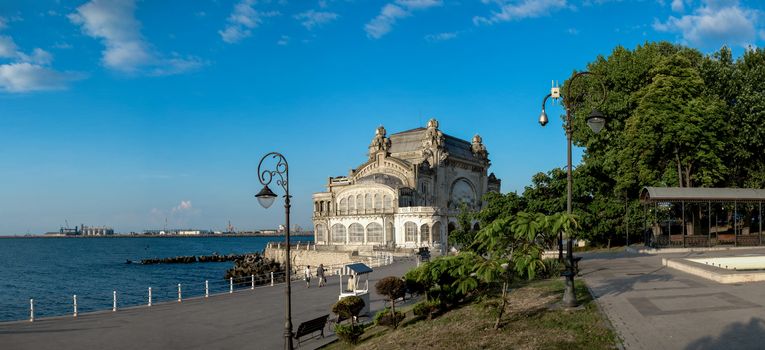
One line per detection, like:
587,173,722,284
254,152,293,350
539,71,607,308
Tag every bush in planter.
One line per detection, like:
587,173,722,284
334,323,364,345
331,296,365,325
373,308,405,328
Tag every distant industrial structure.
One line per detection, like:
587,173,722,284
46,224,114,236
80,225,114,236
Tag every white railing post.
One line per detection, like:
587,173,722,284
251,275,255,290
73,295,78,317
148,287,152,306
229,277,233,294
178,284,182,302
270,272,274,286
112,291,117,312
30,299,34,322
205,280,209,298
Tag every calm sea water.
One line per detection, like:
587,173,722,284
0,236,313,322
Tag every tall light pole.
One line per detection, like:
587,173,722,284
254,152,293,350
539,71,606,308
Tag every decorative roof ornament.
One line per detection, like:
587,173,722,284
422,118,447,167
368,125,391,160
472,134,488,160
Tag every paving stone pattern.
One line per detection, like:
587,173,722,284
580,249,765,350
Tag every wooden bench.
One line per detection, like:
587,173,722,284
293,314,329,348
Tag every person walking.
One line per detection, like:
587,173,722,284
317,264,326,287
304,265,312,288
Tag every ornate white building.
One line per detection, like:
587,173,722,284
312,119,501,250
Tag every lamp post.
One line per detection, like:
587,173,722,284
539,71,606,308
254,152,293,350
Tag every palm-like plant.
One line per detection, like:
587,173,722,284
472,212,553,329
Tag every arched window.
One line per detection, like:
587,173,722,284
374,194,382,210
339,198,347,214
365,194,372,211
349,223,364,243
473,223,480,231
432,222,441,244
331,224,346,243
367,223,383,243
356,194,363,210
405,222,417,242
420,224,430,243
384,195,392,210
315,224,326,242
348,196,355,212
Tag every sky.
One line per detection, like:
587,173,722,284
0,0,763,235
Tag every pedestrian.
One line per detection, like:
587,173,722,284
304,265,312,288
317,264,326,287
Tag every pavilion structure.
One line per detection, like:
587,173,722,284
640,187,765,247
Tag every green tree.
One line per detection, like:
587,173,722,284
447,203,477,249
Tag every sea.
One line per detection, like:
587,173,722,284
0,235,313,322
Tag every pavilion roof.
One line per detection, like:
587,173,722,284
640,187,765,203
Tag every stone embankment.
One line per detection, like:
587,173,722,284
224,253,284,283
138,253,246,265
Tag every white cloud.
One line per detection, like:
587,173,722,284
671,0,685,12
424,31,458,42
18,48,53,65
365,0,442,39
277,35,290,45
69,0,202,75
0,63,78,93
0,36,17,58
219,0,280,43
172,200,193,213
474,0,567,25
0,32,80,92
653,0,760,48
397,0,443,10
294,10,339,30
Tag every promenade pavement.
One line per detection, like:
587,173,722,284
579,248,765,350
0,259,418,350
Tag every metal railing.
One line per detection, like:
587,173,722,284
21,253,395,323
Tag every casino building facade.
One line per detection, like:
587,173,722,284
312,119,501,251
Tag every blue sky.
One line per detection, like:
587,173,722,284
0,0,763,234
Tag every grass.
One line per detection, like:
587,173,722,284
323,279,618,350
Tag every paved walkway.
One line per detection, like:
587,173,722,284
580,248,765,350
0,260,418,350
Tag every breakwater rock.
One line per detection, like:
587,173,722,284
224,253,285,284
138,253,245,265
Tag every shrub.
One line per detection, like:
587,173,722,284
534,258,564,280
334,323,364,345
331,296,365,325
412,300,440,319
373,308,405,328
375,276,406,328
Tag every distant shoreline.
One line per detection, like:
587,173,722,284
0,234,314,239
